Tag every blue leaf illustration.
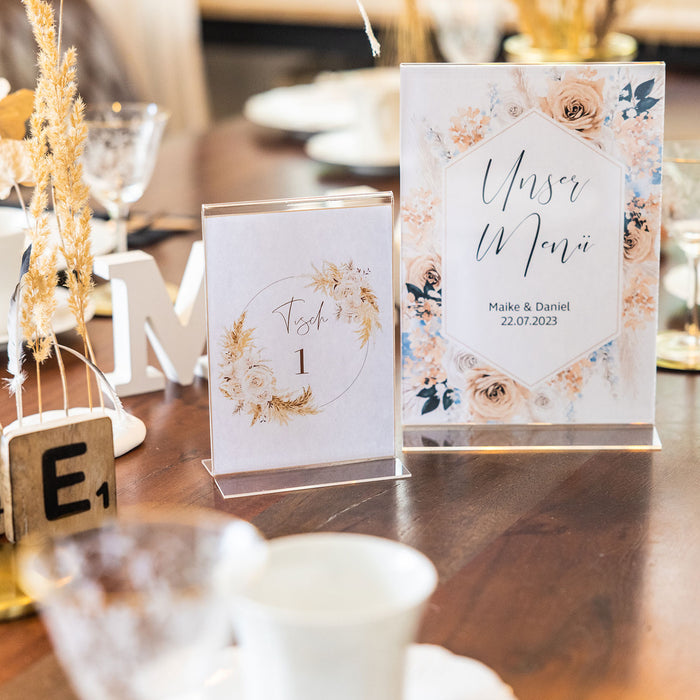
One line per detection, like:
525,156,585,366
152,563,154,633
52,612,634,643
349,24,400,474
443,389,454,410
634,79,655,101
421,395,441,414
636,96,659,114
417,386,437,398
406,282,426,300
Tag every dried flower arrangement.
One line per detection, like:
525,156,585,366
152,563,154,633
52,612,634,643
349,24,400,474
2,0,117,433
308,260,381,349
510,0,634,56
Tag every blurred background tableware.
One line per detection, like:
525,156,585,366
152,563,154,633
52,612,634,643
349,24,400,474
1,542,35,621
0,206,117,269
243,77,357,138
305,67,400,175
0,208,100,350
658,140,700,370
0,287,96,353
82,102,169,253
18,506,266,700
504,0,638,62
0,226,26,341
428,0,505,63
231,532,437,700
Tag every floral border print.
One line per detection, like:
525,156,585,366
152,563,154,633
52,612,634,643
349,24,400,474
401,63,664,425
219,312,318,426
219,260,380,425
308,260,381,349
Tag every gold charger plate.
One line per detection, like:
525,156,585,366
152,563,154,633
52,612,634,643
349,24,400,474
0,542,35,621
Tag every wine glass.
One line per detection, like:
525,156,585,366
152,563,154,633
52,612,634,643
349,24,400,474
18,506,266,700
82,102,169,253
658,141,700,370
428,0,504,63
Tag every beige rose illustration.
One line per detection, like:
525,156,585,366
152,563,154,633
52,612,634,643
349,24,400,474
624,219,655,263
444,346,478,392
406,253,442,291
464,367,527,422
332,279,364,319
339,269,364,287
220,362,244,411
540,73,605,139
241,364,276,405
497,89,529,123
309,260,381,348
219,312,318,424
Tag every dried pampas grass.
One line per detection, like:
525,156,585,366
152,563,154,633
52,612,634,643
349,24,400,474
379,0,436,67
20,0,99,415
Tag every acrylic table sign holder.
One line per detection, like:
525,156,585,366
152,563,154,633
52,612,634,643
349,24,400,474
201,192,407,497
400,62,664,452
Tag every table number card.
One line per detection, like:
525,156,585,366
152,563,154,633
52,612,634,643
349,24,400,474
401,63,664,446
202,193,404,496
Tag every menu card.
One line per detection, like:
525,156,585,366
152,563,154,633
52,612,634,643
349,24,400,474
401,63,664,426
202,193,397,478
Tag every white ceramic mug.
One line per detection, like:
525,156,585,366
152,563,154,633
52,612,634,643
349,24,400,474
231,532,438,700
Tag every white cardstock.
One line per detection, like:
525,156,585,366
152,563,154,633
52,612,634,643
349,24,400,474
401,63,665,425
203,195,395,474
443,109,624,387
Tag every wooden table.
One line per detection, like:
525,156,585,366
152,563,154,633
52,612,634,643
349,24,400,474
2,102,700,699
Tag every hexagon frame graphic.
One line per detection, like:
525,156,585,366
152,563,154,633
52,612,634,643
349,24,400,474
442,110,625,388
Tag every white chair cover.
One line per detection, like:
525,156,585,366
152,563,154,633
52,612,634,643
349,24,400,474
88,0,211,133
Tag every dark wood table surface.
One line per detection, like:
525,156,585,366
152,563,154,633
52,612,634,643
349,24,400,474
1,113,700,700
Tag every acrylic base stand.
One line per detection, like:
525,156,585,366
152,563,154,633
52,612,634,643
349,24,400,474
4,407,146,458
403,423,661,453
202,457,409,499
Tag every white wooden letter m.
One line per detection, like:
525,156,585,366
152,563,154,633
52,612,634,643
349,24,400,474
93,242,206,397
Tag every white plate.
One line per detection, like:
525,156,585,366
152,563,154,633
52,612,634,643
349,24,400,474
243,68,400,138
205,644,517,700
0,206,117,267
305,128,400,175
0,286,95,348
244,81,357,136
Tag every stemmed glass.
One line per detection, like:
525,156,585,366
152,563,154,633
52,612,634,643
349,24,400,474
18,507,266,700
82,102,169,253
658,141,700,370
